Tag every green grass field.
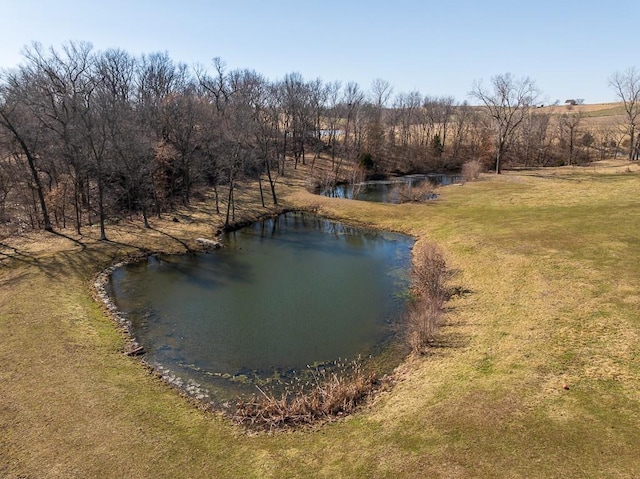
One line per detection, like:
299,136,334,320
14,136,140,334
1,160,639,478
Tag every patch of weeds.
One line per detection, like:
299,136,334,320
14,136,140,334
476,354,495,375
233,359,381,431
405,241,452,354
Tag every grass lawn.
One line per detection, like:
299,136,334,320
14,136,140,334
1,160,639,478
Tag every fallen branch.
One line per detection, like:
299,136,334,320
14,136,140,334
126,346,145,356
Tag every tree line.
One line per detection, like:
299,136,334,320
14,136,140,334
0,42,637,237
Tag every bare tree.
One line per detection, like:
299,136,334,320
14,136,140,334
423,95,455,151
609,67,640,161
470,73,540,173
0,86,53,231
449,100,474,163
16,42,102,235
0,153,12,223
387,90,424,171
370,78,393,111
196,58,230,212
96,48,157,228
363,79,392,167
161,76,204,206
558,111,584,165
229,68,278,206
250,72,280,205
0,42,101,233
506,109,552,167
335,81,364,179
593,124,618,161
198,57,230,114
324,81,342,169
308,77,327,143
279,72,317,170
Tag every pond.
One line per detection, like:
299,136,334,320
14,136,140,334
107,212,414,402
321,173,462,203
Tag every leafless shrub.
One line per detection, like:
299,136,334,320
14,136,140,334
348,166,366,187
412,242,449,305
406,298,443,353
406,241,449,353
461,159,484,182
306,168,335,194
393,183,437,203
233,360,377,431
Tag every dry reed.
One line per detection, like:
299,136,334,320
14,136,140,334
461,159,484,182
406,241,449,353
233,360,377,431
393,183,437,203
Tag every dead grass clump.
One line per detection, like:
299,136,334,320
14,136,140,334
406,241,449,353
233,361,377,431
461,159,484,182
393,183,437,203
406,298,444,353
412,241,449,305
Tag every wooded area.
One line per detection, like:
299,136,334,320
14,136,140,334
0,42,636,238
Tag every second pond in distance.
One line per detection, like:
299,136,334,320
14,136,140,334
320,173,462,203
107,212,414,402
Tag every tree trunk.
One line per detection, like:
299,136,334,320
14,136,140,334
257,172,265,207
86,172,92,226
264,156,278,206
496,137,505,174
0,113,53,231
213,183,220,214
281,130,287,176
74,181,82,235
224,177,234,228
97,175,107,240
142,201,151,229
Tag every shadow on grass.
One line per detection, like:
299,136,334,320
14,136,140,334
148,226,193,253
2,229,88,268
3,223,199,282
428,324,470,350
0,242,41,266
50,230,87,251
528,173,586,182
102,238,152,255
33,248,115,281
17,230,150,280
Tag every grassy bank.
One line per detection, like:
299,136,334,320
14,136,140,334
1,161,639,478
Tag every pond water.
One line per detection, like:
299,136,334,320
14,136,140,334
321,173,462,203
107,212,414,401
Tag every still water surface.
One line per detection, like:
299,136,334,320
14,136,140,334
107,212,413,398
322,173,462,203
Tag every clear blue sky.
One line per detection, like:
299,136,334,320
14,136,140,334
1,0,637,104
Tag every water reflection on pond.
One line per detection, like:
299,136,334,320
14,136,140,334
107,212,414,401
321,173,462,203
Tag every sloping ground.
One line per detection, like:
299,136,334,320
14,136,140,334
538,102,626,132
543,102,624,114
1,160,639,478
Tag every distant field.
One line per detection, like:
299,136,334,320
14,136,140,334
463,101,625,137
543,102,623,113
542,102,626,123
529,102,627,142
